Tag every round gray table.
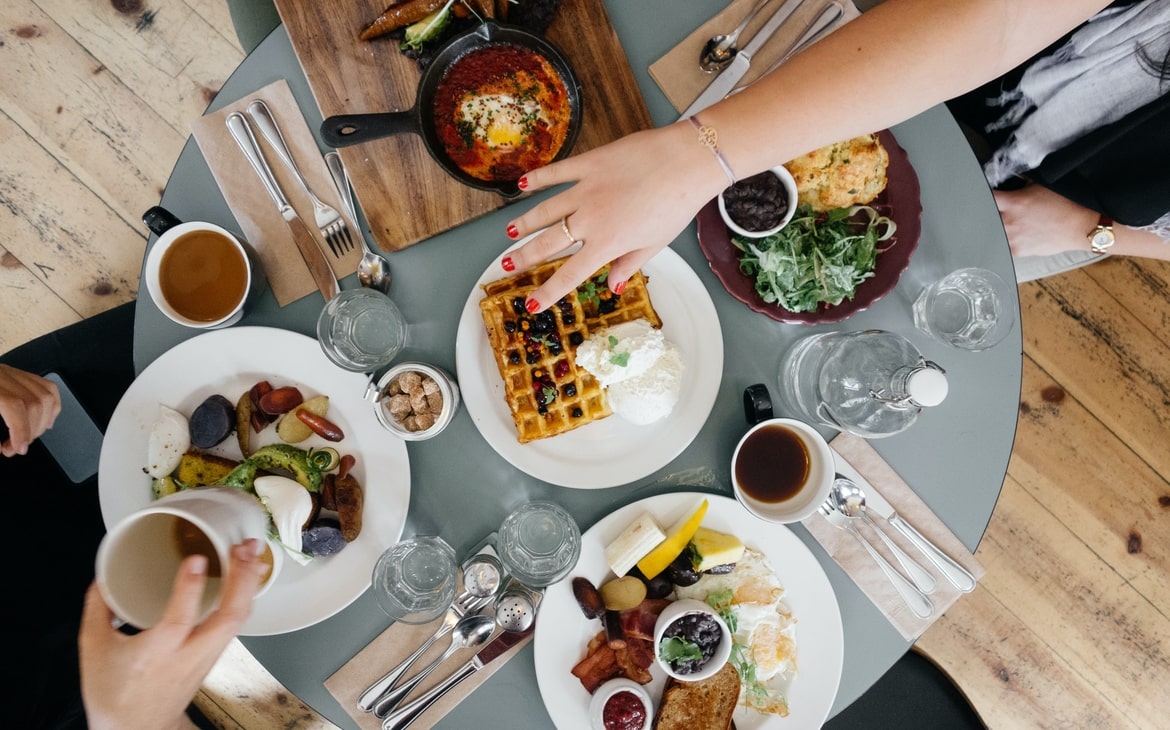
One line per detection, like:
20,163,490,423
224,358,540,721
133,2,1020,726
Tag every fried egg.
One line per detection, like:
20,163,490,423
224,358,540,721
674,547,798,716
459,93,543,148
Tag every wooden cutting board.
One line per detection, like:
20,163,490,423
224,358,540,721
273,0,652,252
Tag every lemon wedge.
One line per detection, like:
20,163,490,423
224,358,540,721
636,497,709,579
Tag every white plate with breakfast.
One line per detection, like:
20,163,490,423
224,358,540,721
533,492,844,729
455,243,723,489
98,327,411,635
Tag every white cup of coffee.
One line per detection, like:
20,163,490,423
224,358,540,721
731,418,834,523
95,487,274,629
142,208,258,329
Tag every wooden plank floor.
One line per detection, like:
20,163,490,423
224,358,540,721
3,3,1167,728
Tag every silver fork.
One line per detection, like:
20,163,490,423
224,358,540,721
245,99,354,258
819,497,933,619
357,589,492,713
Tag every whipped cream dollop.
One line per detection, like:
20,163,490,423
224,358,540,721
575,319,684,425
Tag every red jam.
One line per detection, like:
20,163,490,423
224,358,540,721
602,690,647,730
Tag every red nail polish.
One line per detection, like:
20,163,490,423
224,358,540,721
613,280,627,295
501,256,515,272
525,297,541,313
506,224,519,239
518,176,529,191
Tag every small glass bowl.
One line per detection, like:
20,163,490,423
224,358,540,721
653,598,733,682
373,362,460,440
589,677,653,730
718,165,798,239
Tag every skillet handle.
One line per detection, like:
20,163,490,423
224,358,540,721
321,113,418,147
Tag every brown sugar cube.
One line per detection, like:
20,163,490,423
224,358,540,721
386,394,413,420
413,412,436,430
421,376,439,396
398,370,423,393
426,392,444,414
409,391,428,413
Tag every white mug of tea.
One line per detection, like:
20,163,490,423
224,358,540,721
142,206,262,329
95,487,275,629
730,418,834,523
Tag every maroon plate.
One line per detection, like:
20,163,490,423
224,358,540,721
696,129,922,324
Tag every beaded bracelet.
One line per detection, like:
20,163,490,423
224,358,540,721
688,115,737,186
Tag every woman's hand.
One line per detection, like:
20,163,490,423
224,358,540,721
0,364,61,456
79,539,268,730
501,122,726,312
994,185,1099,259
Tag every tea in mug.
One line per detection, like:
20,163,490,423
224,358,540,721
734,424,810,503
159,230,248,322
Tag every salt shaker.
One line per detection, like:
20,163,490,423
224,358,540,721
777,329,948,438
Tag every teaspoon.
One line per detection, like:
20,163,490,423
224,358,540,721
700,0,774,73
833,476,936,594
325,151,392,294
372,613,496,718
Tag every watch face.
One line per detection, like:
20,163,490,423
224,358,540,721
1090,227,1115,252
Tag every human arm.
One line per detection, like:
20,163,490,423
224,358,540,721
0,364,61,456
79,539,267,730
995,185,1170,265
502,0,1113,311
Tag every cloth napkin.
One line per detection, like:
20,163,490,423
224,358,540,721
190,79,361,305
648,0,860,115
324,585,539,730
801,433,986,641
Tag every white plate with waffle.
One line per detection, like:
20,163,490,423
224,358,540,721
456,242,723,488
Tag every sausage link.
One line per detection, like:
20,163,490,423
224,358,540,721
296,410,345,442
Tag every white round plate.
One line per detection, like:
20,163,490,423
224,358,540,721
98,327,411,636
533,493,844,729
455,243,723,489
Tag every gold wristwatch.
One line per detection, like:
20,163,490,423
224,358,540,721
1088,214,1115,255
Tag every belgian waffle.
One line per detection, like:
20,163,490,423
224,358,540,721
479,257,662,443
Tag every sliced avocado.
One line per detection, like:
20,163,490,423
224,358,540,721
217,444,323,493
402,7,451,50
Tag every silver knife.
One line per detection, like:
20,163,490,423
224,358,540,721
225,112,339,301
836,458,977,593
380,626,532,730
680,0,807,118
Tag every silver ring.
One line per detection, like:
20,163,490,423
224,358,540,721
561,216,579,245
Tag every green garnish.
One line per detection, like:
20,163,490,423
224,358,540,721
541,386,557,406
732,203,895,313
705,589,737,634
576,272,610,308
659,636,703,665
607,335,618,347
610,351,630,367
730,642,772,706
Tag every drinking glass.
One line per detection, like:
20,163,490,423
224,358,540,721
316,288,407,372
371,536,458,624
496,502,581,588
912,267,1015,350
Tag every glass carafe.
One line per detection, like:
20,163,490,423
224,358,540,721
777,329,947,438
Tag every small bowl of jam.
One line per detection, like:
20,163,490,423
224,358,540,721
589,677,652,730
718,166,798,239
653,598,732,683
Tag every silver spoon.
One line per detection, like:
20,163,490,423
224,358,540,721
325,151,392,294
833,476,937,594
372,613,496,718
700,0,774,73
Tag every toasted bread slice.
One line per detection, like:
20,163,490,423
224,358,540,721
652,662,740,730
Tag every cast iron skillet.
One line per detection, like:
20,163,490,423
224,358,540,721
320,21,582,198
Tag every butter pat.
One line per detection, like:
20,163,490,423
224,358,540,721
604,511,666,577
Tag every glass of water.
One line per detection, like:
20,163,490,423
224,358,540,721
371,535,458,624
316,288,407,372
496,501,581,588
912,267,1015,351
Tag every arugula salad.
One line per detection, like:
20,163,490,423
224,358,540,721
731,204,896,313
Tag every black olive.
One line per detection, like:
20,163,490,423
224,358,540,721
667,552,701,587
641,572,673,600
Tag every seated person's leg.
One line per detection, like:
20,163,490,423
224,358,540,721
227,0,281,54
